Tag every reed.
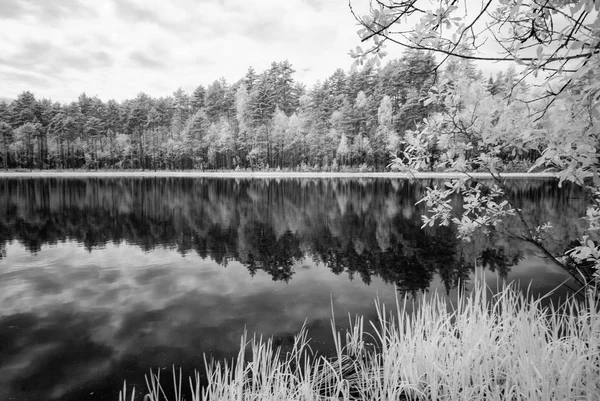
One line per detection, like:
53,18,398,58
119,284,600,400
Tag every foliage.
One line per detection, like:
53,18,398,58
118,283,600,400
351,0,600,107
351,0,600,287
0,52,445,171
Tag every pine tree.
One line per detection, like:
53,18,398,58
172,88,191,126
0,102,11,169
127,93,151,169
271,107,288,167
10,91,39,128
205,79,229,122
191,85,206,112
84,116,102,169
245,67,258,91
0,121,11,170
486,76,501,96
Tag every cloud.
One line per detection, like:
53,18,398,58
0,39,114,79
240,17,287,44
302,0,323,12
0,40,50,68
0,309,115,400
112,0,164,25
0,0,26,19
129,50,167,69
0,0,363,102
0,0,95,21
0,70,55,90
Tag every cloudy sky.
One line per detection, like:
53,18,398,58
0,0,404,103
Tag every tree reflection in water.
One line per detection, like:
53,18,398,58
0,177,587,294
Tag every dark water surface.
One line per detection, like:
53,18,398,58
0,177,588,400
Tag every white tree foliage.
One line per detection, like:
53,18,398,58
352,0,600,286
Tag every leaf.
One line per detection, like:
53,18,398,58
571,1,585,13
357,28,368,38
570,40,584,50
362,15,373,25
585,0,594,13
509,1,522,19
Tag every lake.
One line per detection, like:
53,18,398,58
0,176,587,400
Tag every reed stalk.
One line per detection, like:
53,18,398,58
119,284,600,400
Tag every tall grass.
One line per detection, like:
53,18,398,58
119,284,600,400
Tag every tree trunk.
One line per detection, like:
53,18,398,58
27,133,33,171
2,131,7,171
41,130,48,169
139,130,145,171
59,136,64,170
67,140,71,169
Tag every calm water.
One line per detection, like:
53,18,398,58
0,177,587,400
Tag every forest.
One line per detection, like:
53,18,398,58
0,53,541,172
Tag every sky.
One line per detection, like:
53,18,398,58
0,0,402,103
0,0,515,105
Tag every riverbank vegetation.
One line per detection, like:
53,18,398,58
119,283,600,400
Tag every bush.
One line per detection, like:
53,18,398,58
358,163,370,172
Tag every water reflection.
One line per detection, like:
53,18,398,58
0,177,588,400
0,178,587,288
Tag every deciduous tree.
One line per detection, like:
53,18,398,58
352,0,600,285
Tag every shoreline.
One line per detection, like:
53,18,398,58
0,170,557,179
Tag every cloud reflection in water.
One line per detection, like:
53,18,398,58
0,241,398,400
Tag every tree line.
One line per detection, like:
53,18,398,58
0,53,532,172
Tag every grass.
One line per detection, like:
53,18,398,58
119,283,600,400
